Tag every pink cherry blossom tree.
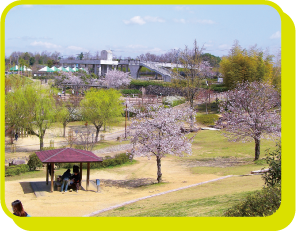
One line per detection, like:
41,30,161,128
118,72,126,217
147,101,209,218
129,105,195,183
55,71,98,95
217,81,281,160
105,70,131,89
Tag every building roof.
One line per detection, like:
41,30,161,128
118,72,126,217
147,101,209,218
35,148,103,163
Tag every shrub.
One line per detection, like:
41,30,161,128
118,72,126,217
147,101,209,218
224,185,281,217
41,147,55,151
120,89,142,95
210,84,229,92
27,153,43,171
262,143,281,187
5,164,30,176
163,96,186,107
57,153,131,170
196,114,219,126
130,79,171,88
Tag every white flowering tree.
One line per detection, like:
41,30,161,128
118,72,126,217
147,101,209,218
55,71,97,94
105,70,131,89
217,81,281,160
129,105,195,183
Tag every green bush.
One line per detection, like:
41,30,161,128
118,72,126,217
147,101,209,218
224,185,281,217
27,153,43,171
211,86,229,92
262,143,281,187
196,114,219,126
41,146,56,151
5,164,30,177
120,89,142,95
58,153,131,170
130,80,171,88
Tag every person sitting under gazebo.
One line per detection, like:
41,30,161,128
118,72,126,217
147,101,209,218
61,169,71,193
70,171,80,193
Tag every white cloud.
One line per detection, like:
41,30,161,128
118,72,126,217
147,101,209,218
126,44,148,49
148,47,166,54
144,16,165,23
192,19,215,24
123,16,146,25
123,16,165,25
173,18,215,24
270,31,281,39
204,43,213,48
67,46,87,51
174,18,186,23
9,36,52,41
112,45,165,55
174,6,194,13
30,41,61,49
219,44,231,50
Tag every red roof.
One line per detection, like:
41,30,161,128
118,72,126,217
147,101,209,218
35,148,103,163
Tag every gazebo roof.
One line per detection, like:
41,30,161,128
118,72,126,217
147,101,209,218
35,148,103,163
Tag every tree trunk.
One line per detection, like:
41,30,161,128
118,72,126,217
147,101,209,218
39,128,46,150
63,122,66,137
39,134,44,150
94,125,102,143
254,138,260,160
156,156,162,183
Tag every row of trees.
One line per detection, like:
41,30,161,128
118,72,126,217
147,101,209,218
6,51,62,69
160,40,281,161
5,75,126,150
5,39,281,183
219,41,281,91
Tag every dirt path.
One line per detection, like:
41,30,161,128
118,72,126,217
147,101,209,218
5,126,126,156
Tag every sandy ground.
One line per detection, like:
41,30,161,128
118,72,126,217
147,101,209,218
5,124,222,217
4,156,221,217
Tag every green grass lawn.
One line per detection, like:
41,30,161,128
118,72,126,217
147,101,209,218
97,175,264,217
186,130,277,161
6,125,277,218
93,130,275,217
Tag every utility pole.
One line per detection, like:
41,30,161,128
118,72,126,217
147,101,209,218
125,103,127,139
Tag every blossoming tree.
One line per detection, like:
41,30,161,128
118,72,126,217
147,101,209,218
217,81,281,160
129,105,195,183
105,69,131,89
55,71,97,95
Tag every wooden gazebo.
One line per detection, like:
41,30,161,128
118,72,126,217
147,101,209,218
35,148,103,192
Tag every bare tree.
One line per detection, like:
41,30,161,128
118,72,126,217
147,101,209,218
75,126,95,151
171,40,206,109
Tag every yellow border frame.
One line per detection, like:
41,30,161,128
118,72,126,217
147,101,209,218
1,1,295,231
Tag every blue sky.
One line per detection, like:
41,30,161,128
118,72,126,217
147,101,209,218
5,4,281,58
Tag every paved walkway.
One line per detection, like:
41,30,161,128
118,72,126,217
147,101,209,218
83,175,233,217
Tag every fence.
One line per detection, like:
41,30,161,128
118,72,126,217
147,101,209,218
124,95,163,106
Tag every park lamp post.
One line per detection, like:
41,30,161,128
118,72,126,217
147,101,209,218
125,102,127,139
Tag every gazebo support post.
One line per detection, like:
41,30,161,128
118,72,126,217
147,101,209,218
86,162,90,191
80,162,83,188
50,162,54,192
46,163,49,185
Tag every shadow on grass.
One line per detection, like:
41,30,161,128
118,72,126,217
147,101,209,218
101,178,157,188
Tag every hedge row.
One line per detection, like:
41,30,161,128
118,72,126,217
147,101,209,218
130,79,171,88
58,153,131,170
120,89,142,95
5,164,30,177
196,114,219,126
224,185,281,217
